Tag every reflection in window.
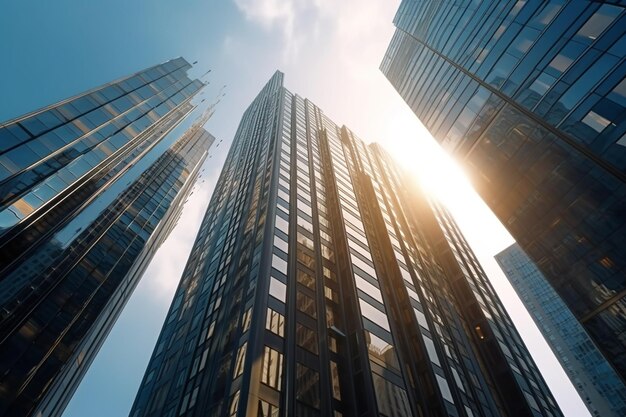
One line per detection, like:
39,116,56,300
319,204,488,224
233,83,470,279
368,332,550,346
297,269,315,289
530,2,563,29
321,244,334,262
529,72,556,96
365,331,399,371
328,335,338,353
296,323,319,354
547,41,585,76
296,363,321,408
297,249,315,270
297,232,314,250
351,254,377,278
436,374,454,403
273,235,289,254
242,308,252,332
229,391,240,417
275,215,289,233
608,78,626,107
297,291,317,318
451,367,465,393
261,346,283,390
558,54,619,111
414,308,429,329
272,254,288,275
359,299,390,331
297,215,313,233
355,274,383,303
371,373,412,417
509,27,539,58
258,400,279,417
324,286,339,303
582,111,611,133
330,361,342,400
233,342,247,378
266,308,285,337
576,5,622,42
269,277,287,302
424,336,441,366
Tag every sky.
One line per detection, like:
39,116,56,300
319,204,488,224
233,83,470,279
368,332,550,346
0,1,589,416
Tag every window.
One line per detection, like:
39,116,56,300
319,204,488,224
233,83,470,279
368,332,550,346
269,277,287,302
529,72,556,95
359,299,390,331
275,215,289,233
296,323,319,354
608,78,626,107
258,400,279,417
371,373,411,417
272,254,288,275
297,250,315,270
229,391,240,417
273,235,288,253
424,336,441,366
233,342,247,378
266,308,285,337
576,5,622,42
529,2,563,29
365,331,399,370
546,41,585,76
297,291,317,318
355,274,383,303
582,111,611,133
436,375,454,403
414,308,429,329
509,27,539,58
330,361,341,400
242,308,252,332
297,269,315,289
297,232,314,250
261,346,283,390
296,363,320,408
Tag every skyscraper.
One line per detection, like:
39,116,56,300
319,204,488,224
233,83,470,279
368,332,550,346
496,243,626,417
0,58,213,417
129,71,562,417
381,1,626,380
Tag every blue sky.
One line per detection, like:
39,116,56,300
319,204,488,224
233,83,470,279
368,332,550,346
1,2,590,417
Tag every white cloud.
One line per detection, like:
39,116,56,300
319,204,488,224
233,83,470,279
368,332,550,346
232,0,300,59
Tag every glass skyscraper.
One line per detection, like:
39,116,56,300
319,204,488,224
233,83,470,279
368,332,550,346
0,58,213,417
129,72,562,417
496,243,626,417
381,0,626,381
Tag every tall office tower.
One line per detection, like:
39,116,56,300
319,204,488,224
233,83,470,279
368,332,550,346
496,243,626,417
381,1,626,380
130,71,562,417
0,58,213,417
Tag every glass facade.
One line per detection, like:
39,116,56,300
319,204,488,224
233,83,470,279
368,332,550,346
381,0,626,381
0,58,213,417
496,243,626,417
129,72,562,417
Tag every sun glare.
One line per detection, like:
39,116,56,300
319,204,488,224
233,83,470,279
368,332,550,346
378,104,473,211
377,102,514,256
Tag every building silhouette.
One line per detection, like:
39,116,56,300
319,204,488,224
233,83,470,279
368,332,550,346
0,58,213,417
129,72,562,417
381,0,626,381
496,243,626,417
